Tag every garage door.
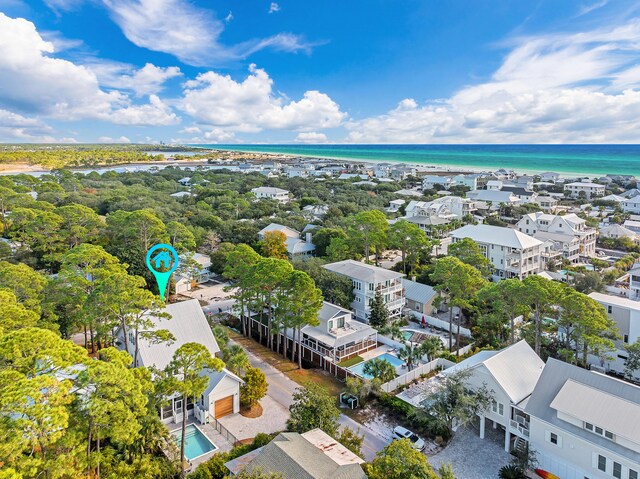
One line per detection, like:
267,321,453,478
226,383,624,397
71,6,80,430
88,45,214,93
214,396,233,419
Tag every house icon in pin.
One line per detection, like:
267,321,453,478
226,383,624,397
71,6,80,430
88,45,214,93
151,250,173,270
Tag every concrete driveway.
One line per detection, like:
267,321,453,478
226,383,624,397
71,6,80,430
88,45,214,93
218,395,289,441
234,338,390,461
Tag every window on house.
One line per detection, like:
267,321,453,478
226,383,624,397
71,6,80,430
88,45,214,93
629,469,638,479
613,462,622,479
608,305,612,314
598,455,607,472
328,320,333,330
605,431,614,440
550,433,558,445
624,334,629,343
491,400,504,416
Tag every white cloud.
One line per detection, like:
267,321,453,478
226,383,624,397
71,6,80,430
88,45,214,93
180,65,346,132
179,126,202,135
109,94,179,126
295,132,328,143
0,13,122,119
0,13,180,127
578,0,608,16
268,2,280,14
225,11,233,23
101,0,312,65
92,62,182,97
97,135,131,143
346,19,640,143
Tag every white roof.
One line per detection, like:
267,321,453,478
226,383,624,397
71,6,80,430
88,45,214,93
136,299,220,371
467,190,520,203
601,194,625,202
550,379,640,443
625,220,640,228
589,292,640,311
600,224,636,237
323,260,403,283
401,279,437,304
251,186,289,194
565,182,605,188
395,189,423,197
451,224,543,249
259,223,300,238
480,340,545,403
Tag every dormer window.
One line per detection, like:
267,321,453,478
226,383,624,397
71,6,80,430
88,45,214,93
585,422,614,440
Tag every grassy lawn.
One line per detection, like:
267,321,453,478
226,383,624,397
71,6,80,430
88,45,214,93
337,355,364,368
226,328,345,397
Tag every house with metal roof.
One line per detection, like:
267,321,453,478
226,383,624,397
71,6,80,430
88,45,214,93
323,260,405,323
250,186,290,203
564,181,606,199
284,301,378,365
450,224,544,281
174,252,213,293
116,299,242,425
435,340,545,452
225,429,366,478
517,212,597,260
588,292,640,380
525,359,640,479
401,278,438,316
258,223,316,258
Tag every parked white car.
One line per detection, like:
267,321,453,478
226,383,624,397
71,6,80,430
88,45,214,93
392,426,425,451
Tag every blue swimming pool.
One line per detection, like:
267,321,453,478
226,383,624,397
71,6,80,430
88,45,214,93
172,425,217,461
402,331,414,341
348,353,405,379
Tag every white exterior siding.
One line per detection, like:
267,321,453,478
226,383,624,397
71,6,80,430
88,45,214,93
564,182,606,199
530,417,639,479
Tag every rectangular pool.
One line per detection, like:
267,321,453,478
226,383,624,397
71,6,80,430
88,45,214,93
348,353,405,379
171,424,217,461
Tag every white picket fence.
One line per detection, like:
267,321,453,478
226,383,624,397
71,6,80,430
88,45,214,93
381,357,456,393
408,311,472,337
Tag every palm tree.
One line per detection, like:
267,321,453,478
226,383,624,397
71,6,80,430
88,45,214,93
397,337,443,370
222,344,251,376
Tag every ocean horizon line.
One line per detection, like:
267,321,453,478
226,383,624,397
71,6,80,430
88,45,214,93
190,143,640,177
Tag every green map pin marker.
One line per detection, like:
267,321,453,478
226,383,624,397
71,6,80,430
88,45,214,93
146,243,179,301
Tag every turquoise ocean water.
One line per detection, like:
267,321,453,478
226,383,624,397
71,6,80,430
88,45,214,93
192,144,640,176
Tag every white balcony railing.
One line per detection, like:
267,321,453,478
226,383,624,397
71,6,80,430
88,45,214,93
510,419,530,438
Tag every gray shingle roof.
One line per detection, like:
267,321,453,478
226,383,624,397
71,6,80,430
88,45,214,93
226,431,366,479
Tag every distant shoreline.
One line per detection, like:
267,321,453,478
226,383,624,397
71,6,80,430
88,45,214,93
194,144,640,177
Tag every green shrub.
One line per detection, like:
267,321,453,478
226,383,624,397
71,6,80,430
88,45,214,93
378,393,415,416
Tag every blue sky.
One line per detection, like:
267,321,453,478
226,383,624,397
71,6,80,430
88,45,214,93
1,0,640,143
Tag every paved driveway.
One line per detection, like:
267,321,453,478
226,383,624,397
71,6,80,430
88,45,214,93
429,426,512,479
219,395,289,441
234,338,390,461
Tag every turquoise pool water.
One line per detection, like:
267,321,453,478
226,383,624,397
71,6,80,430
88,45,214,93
172,425,217,461
402,331,413,341
348,353,405,379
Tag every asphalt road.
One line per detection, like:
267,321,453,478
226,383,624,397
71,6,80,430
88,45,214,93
234,338,390,461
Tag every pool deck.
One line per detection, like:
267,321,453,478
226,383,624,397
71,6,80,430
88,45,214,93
167,419,234,471
349,347,412,378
